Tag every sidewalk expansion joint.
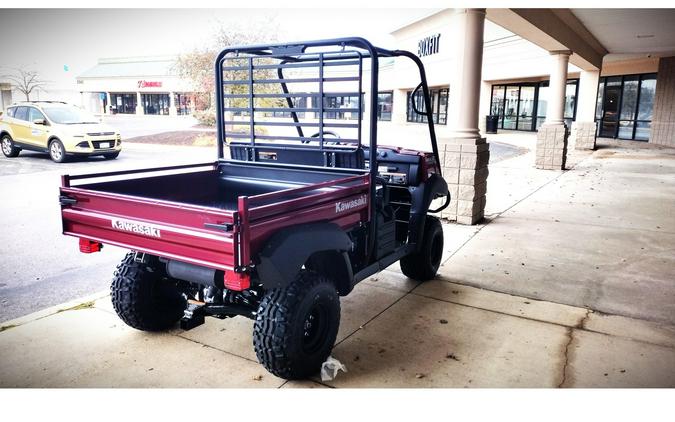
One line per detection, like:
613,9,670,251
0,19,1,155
500,214,675,235
173,333,260,364
334,283,420,348
557,309,591,388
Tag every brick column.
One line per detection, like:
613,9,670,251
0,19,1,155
441,8,489,225
570,69,600,150
536,50,571,170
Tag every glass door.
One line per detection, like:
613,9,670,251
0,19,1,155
503,86,520,130
517,86,535,131
599,77,622,138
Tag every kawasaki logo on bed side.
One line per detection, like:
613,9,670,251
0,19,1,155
335,195,367,214
111,218,162,238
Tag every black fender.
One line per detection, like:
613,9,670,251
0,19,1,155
255,222,353,292
408,174,449,247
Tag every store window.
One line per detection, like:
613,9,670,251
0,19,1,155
110,93,137,114
490,86,505,127
406,87,448,125
174,93,193,116
315,94,362,120
142,93,170,115
490,80,578,132
377,92,393,121
596,73,657,141
271,96,308,118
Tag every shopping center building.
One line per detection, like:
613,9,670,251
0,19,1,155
392,8,675,224
7,8,670,226
76,56,197,116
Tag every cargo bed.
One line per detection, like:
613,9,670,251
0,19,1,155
60,161,370,277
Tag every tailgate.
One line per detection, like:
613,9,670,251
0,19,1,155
60,183,238,272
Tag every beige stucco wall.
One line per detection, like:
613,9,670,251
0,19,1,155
601,57,660,77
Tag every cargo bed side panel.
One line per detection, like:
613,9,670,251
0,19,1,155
60,187,238,271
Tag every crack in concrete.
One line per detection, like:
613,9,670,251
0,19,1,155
557,308,592,388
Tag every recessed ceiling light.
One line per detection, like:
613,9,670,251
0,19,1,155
637,34,655,39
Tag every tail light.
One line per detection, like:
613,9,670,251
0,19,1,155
224,270,250,291
79,238,102,253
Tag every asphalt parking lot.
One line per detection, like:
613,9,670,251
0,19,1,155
0,143,214,322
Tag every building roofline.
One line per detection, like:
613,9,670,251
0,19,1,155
390,9,444,35
96,55,178,64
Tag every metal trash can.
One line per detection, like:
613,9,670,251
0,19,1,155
486,115,499,134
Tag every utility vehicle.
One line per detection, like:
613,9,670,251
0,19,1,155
59,38,449,379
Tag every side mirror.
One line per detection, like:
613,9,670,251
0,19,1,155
33,118,46,125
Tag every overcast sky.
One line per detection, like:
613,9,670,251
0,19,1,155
0,8,438,89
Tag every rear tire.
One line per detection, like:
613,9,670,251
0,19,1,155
48,139,67,163
253,270,340,379
104,152,120,160
111,252,186,331
1,134,20,158
400,216,444,281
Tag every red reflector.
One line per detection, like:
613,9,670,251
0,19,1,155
79,238,102,253
224,271,250,291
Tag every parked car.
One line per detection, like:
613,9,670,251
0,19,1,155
0,101,121,162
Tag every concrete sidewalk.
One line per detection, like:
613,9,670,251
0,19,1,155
1,135,674,388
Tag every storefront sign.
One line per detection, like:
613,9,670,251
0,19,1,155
137,80,162,88
418,33,441,57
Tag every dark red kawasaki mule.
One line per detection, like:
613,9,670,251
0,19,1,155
59,38,450,379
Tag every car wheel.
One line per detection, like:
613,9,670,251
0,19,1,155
48,139,67,163
1,134,20,158
103,152,120,160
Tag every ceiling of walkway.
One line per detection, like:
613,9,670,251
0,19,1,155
572,9,675,56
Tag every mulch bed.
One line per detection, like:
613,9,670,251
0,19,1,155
125,130,216,146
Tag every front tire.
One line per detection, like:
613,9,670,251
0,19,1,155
1,134,20,158
111,252,186,331
400,216,444,281
104,151,120,160
253,270,340,379
48,139,67,163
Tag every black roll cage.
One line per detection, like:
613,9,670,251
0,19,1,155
214,37,443,262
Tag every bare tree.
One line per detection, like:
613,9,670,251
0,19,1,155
3,68,48,101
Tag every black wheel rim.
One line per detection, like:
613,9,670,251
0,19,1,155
302,302,329,355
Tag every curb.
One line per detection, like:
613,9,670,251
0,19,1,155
0,290,110,332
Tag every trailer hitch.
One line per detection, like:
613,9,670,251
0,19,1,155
180,301,206,330
179,300,257,331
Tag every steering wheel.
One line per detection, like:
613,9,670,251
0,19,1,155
303,131,341,144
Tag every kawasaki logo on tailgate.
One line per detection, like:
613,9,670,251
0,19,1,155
335,195,367,214
111,218,162,238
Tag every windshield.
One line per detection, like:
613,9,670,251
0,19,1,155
42,106,98,124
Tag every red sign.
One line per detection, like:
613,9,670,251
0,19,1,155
137,80,162,88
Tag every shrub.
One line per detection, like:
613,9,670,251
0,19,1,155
193,109,216,127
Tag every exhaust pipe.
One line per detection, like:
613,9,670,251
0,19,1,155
166,260,222,288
